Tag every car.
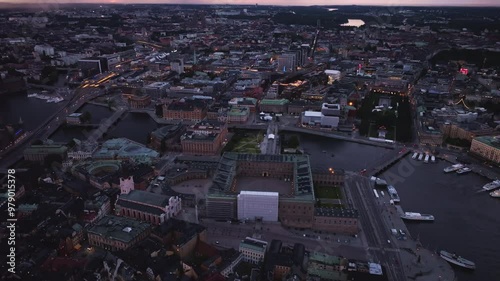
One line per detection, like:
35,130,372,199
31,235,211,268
387,240,391,244
215,241,219,244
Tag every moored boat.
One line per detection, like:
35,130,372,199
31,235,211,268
400,212,434,221
483,180,500,191
439,250,476,270
489,189,500,198
443,164,464,173
387,185,400,203
456,167,472,175
431,155,436,163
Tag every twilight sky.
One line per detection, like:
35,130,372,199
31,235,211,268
3,0,500,6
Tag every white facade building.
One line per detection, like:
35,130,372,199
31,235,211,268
237,191,278,222
239,237,268,264
34,44,55,56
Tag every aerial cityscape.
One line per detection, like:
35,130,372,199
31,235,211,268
0,2,499,281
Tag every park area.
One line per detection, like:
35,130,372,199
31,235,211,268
224,130,264,154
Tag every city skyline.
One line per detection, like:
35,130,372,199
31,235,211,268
2,0,500,7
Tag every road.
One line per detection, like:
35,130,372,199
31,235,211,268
199,219,367,260
345,174,406,281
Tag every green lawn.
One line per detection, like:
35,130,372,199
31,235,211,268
225,131,264,154
314,186,342,199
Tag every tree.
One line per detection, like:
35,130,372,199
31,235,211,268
80,111,92,123
288,135,300,148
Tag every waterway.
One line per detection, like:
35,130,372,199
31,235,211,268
298,134,392,171
380,157,500,281
107,112,158,144
341,19,365,27
0,93,63,131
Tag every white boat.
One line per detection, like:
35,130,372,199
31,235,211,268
412,152,418,159
418,153,424,161
456,167,472,175
400,212,435,221
489,189,500,198
483,180,500,191
424,154,430,163
387,185,400,203
431,155,436,163
439,250,476,270
27,93,38,98
443,164,464,173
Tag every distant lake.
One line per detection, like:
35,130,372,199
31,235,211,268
341,19,365,27
327,8,338,11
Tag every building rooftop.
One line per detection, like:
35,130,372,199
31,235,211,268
24,145,67,155
474,136,500,149
93,138,159,162
88,215,151,243
239,191,279,197
119,190,170,208
260,99,289,106
239,237,268,252
228,106,249,116
315,207,359,218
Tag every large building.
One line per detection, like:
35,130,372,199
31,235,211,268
313,208,359,235
239,237,268,264
78,57,109,77
277,53,298,73
470,136,500,164
163,99,208,122
237,191,279,222
87,215,152,251
93,138,159,164
207,153,315,228
181,120,228,155
116,184,182,225
150,123,185,152
206,153,354,233
24,145,68,163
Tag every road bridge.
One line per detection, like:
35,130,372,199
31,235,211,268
369,150,412,177
86,108,127,143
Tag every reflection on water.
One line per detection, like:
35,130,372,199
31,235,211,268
341,19,365,27
327,8,338,11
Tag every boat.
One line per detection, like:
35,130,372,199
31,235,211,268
400,212,434,221
443,164,464,173
483,180,500,191
431,155,436,163
412,152,418,159
489,189,500,198
387,185,400,203
424,154,430,163
456,167,472,175
439,250,476,270
418,153,424,161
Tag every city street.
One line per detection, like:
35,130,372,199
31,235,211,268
345,174,407,281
